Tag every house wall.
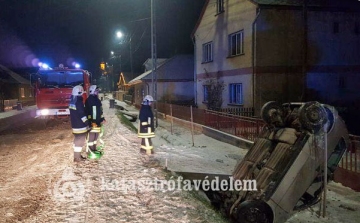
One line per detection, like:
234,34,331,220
156,81,194,102
19,84,35,105
254,8,304,114
144,81,194,102
194,0,257,109
133,83,147,107
196,69,253,108
306,11,360,105
306,11,360,134
194,1,360,125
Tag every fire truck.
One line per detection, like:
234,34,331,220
34,64,91,118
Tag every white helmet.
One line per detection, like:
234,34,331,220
143,95,154,102
89,85,99,95
72,85,84,96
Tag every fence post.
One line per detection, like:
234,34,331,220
321,130,328,218
350,144,353,172
354,140,357,173
170,104,173,135
233,115,236,136
0,99,3,112
190,105,194,146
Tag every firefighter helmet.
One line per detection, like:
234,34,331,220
89,85,99,95
143,95,154,102
72,85,84,96
142,95,154,105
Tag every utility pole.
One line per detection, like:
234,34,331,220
302,0,308,101
129,37,134,79
151,0,158,127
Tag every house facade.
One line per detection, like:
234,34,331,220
128,55,195,108
0,65,34,110
192,0,360,119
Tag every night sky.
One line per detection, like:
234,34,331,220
0,0,205,79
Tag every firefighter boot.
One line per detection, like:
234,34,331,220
74,152,86,162
88,150,103,160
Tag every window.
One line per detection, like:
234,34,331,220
203,85,209,102
202,42,213,63
216,0,224,14
229,30,244,56
229,83,243,104
20,88,25,98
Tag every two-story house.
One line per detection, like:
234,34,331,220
192,0,360,122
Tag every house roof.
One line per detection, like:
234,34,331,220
142,58,168,72
191,0,360,37
128,54,194,85
128,70,152,85
0,64,30,84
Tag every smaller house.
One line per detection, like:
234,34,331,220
0,65,34,110
115,72,137,102
128,55,195,108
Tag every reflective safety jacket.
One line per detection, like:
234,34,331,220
138,104,155,138
69,96,89,134
85,95,105,129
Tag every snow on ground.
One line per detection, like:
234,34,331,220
116,98,360,223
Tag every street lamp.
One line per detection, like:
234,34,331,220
116,31,123,39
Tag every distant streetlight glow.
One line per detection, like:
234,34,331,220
75,63,81,68
111,51,114,55
116,31,123,39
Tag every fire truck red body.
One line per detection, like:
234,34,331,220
34,65,91,118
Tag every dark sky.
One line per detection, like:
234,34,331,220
0,0,205,78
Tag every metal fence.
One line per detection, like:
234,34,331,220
218,107,254,117
156,102,263,141
340,134,360,173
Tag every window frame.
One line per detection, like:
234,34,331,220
203,85,209,103
229,83,243,105
202,41,213,63
216,0,224,14
228,30,244,57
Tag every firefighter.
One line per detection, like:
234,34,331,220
138,95,155,155
69,85,89,162
85,85,105,159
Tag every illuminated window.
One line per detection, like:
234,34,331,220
216,0,224,14
20,88,25,98
229,83,243,104
202,42,213,63
229,30,244,56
